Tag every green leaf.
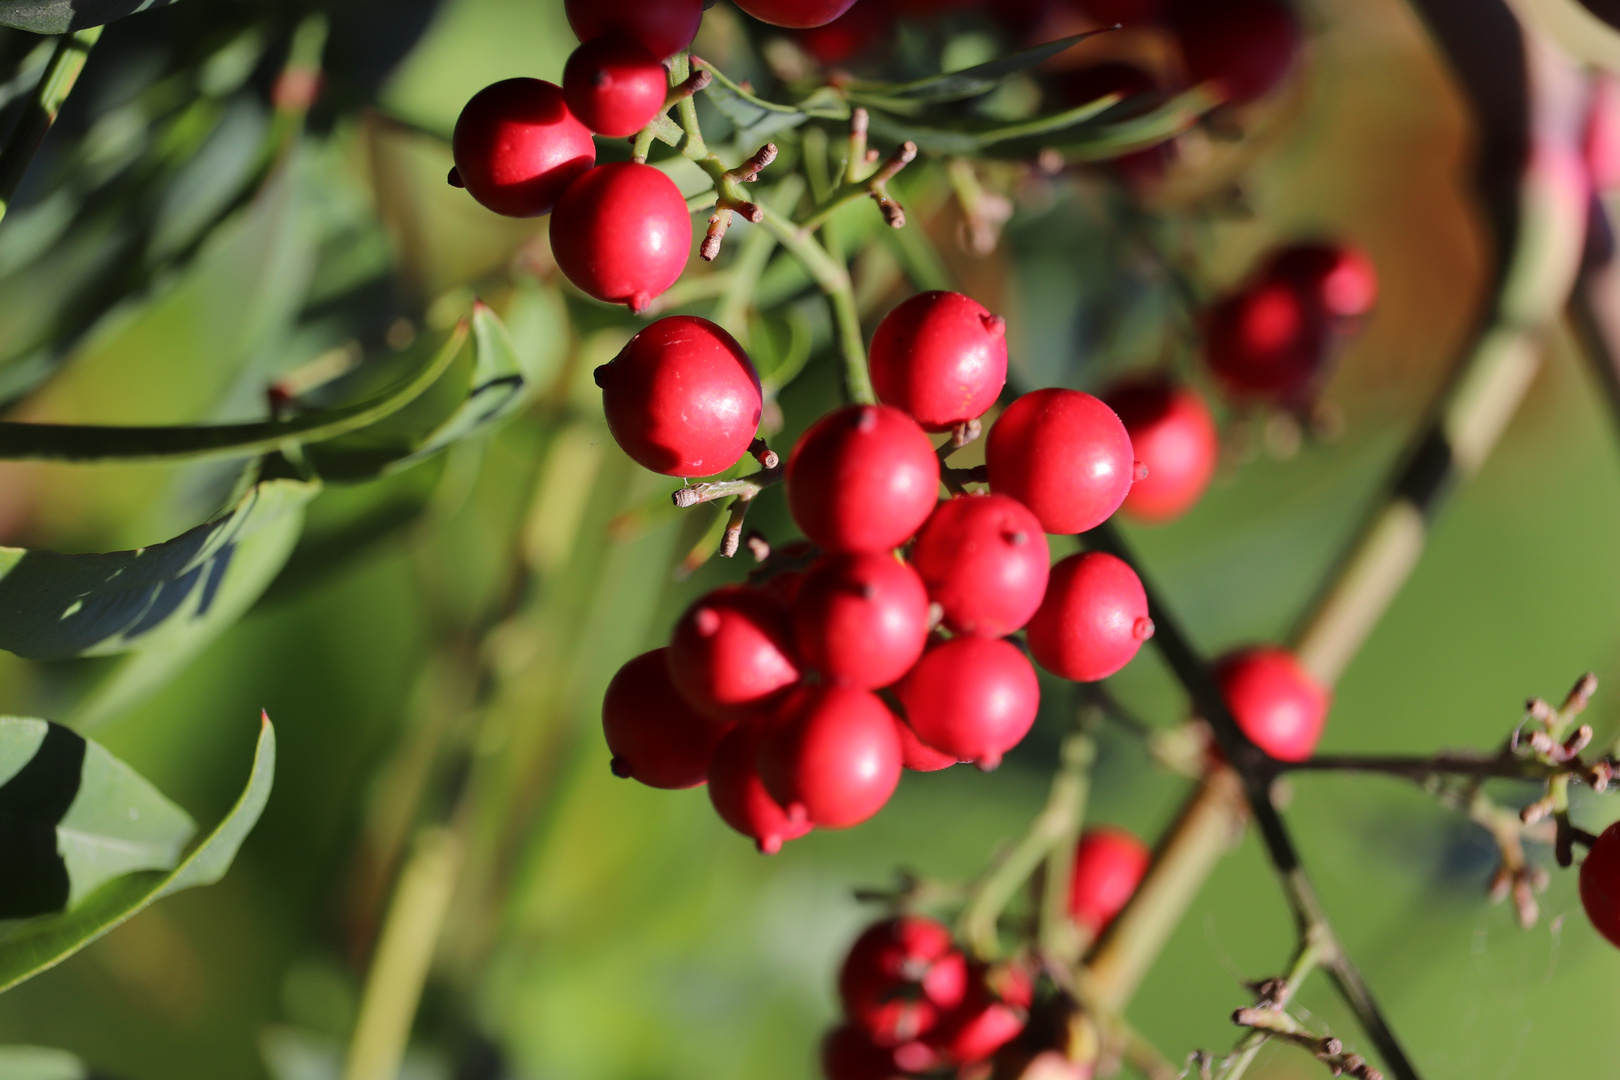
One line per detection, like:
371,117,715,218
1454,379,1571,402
0,0,175,33
695,58,849,144
845,30,1111,108
0,1046,88,1080
0,715,275,995
0,719,194,919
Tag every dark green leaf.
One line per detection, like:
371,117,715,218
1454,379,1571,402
845,30,1112,108
0,715,275,994
0,0,175,32
0,1046,88,1080
695,58,849,144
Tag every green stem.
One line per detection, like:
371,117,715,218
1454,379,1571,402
755,206,874,405
1039,713,1100,963
1219,928,1332,1080
713,176,805,338
0,27,101,226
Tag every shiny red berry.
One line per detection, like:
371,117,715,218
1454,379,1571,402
925,962,1033,1065
1215,646,1329,762
760,685,904,828
595,316,762,477
708,722,813,854
565,0,704,59
549,162,693,313
1580,820,1620,947
1105,377,1218,525
669,587,801,722
792,552,931,689
1263,242,1379,320
1202,279,1326,401
1167,0,1302,105
1026,552,1153,683
911,494,1050,638
601,649,730,788
1068,826,1151,936
451,79,595,218
734,0,861,29
898,637,1040,771
897,717,958,772
986,389,1136,535
821,1026,912,1080
868,291,1009,432
562,35,671,138
839,917,969,1045
786,405,941,554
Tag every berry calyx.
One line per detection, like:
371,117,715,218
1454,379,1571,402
1167,0,1302,105
668,587,801,722
897,636,1040,771
1025,551,1153,683
868,291,1009,432
562,35,671,138
1215,646,1329,762
924,961,1033,1065
451,79,595,218
565,0,704,59
1580,820,1620,947
733,0,861,29
1068,826,1152,936
910,494,1050,638
601,649,731,788
839,917,969,1045
549,162,693,313
786,405,941,554
708,722,813,854
595,316,763,477
760,685,904,828
985,388,1136,535
792,552,931,689
1262,242,1379,320
1104,377,1219,525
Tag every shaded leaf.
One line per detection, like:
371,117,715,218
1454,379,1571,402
0,715,275,994
695,58,849,143
0,1046,88,1080
846,31,1111,108
0,0,175,33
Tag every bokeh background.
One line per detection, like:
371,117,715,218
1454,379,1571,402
1,0,1619,1078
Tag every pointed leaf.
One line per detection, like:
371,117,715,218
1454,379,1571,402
695,58,849,143
0,0,176,33
846,30,1111,107
0,715,276,994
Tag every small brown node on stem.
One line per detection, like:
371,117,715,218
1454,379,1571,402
666,67,713,107
702,210,732,262
748,437,780,470
745,531,772,563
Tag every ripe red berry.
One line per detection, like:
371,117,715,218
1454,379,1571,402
786,405,941,554
595,316,763,477
451,79,595,218
1262,242,1379,320
1167,0,1302,105
839,917,969,1045
924,962,1033,1065
549,162,693,313
760,685,904,828
565,0,704,59
792,553,931,688
1070,0,1164,26
898,637,1040,771
911,494,1050,638
897,717,958,772
733,0,861,29
868,291,1009,432
1025,551,1153,683
1104,377,1218,525
562,35,671,138
601,649,731,788
668,587,801,722
985,389,1136,535
1214,646,1329,762
708,723,813,854
1068,826,1152,936
1202,279,1326,402
1580,820,1620,947
821,1026,912,1080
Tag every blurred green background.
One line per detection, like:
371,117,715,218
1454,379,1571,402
1,0,1619,1078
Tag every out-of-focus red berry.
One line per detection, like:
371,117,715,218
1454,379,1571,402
669,586,801,722
868,291,1009,433
898,636,1040,771
1214,646,1329,762
562,35,671,138
1068,826,1152,935
792,2,894,64
1069,0,1164,26
792,552,931,689
1167,0,1302,105
760,685,904,828
708,722,813,854
1202,279,1326,402
839,917,969,1045
1580,820,1620,948
821,1025,912,1080
451,79,595,218
986,389,1136,535
549,162,693,313
602,649,731,788
911,494,1050,638
1025,551,1153,683
925,961,1034,1065
786,405,941,554
565,0,705,59
1104,377,1218,524
735,0,862,29
1262,242,1379,320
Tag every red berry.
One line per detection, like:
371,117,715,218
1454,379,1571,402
708,722,813,854
734,0,861,29
760,685,904,828
896,716,958,772
1068,826,1151,935
1262,242,1379,320
549,162,693,313
792,552,931,688
985,389,1136,535
1214,646,1329,762
786,405,941,554
821,1026,912,1080
868,291,1009,432
451,79,596,218
1069,0,1164,26
601,649,731,788
898,637,1040,771
1580,820,1620,947
595,316,763,477
792,3,894,65
911,494,1050,638
1025,552,1152,683
669,586,801,722
1587,75,1620,191
1167,0,1302,105
562,35,671,138
839,917,969,1044
565,0,704,59
1105,377,1218,525
925,962,1033,1065
1202,279,1325,401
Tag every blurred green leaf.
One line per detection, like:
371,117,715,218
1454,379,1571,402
0,714,275,994
0,1045,87,1080
697,59,849,143
0,0,175,33
846,31,1107,110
